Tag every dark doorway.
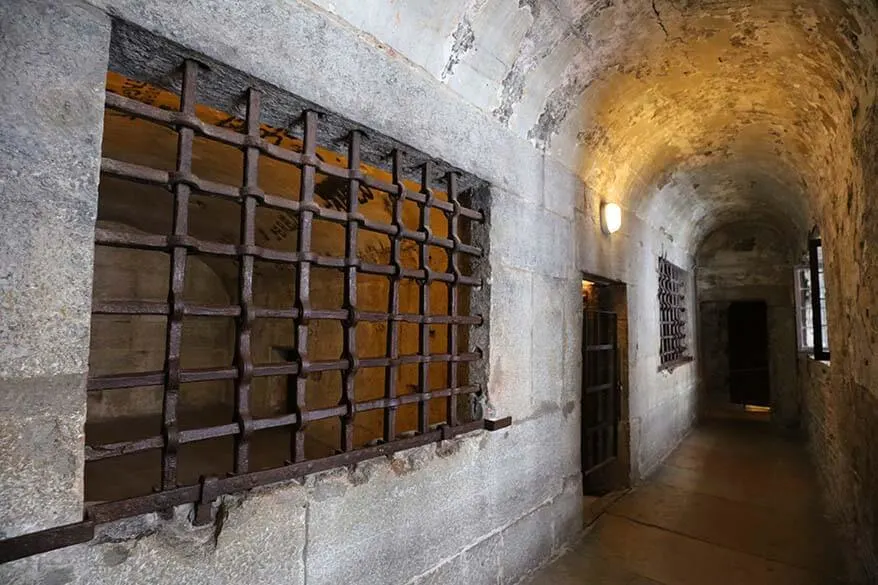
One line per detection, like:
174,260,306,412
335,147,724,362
581,277,629,497
582,309,619,482
728,301,770,406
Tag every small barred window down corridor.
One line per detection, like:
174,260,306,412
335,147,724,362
2,1,878,584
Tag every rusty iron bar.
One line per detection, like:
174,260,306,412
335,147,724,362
340,130,362,453
292,110,319,463
160,59,200,490
384,150,405,443
446,171,461,427
417,162,433,434
233,87,261,474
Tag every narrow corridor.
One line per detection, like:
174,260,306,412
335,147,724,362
530,418,845,585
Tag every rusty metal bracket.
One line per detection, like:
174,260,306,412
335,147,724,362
483,417,512,431
192,476,220,526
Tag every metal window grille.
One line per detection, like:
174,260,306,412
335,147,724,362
88,58,491,500
658,257,688,367
0,57,519,564
794,266,813,351
808,238,830,360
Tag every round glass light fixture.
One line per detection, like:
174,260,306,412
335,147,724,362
601,202,622,234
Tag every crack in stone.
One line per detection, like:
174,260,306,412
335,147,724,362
652,0,670,39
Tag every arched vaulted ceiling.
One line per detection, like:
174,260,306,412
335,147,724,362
311,0,878,250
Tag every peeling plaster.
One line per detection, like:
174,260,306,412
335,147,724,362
442,17,476,80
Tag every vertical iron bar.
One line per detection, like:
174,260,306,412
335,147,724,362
417,162,433,434
809,238,827,360
293,111,319,462
234,88,260,474
596,312,605,461
341,131,362,452
611,312,619,458
384,151,405,442
446,172,461,427
161,60,198,490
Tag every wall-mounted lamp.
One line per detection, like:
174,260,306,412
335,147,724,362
601,202,622,235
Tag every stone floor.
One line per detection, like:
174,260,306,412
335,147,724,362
528,418,846,585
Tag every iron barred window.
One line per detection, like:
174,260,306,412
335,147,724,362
794,265,814,351
658,257,689,368
807,238,830,360
81,58,495,522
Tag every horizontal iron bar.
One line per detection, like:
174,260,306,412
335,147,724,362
0,520,95,564
582,455,617,477
95,226,482,286
91,301,482,326
85,385,484,461
585,422,615,434
104,95,485,223
584,383,613,394
584,344,614,351
0,417,510,564
88,353,482,391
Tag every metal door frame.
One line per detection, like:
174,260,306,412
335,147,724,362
582,309,620,477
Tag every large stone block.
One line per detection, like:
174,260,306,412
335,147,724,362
0,376,86,538
303,411,579,585
0,0,110,378
543,155,585,218
306,0,470,78
560,277,583,405
531,274,567,412
411,532,503,585
498,502,556,585
304,440,491,585
0,0,110,546
487,264,533,420
482,413,580,530
491,188,574,279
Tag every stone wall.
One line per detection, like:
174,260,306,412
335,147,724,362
799,49,878,582
0,1,698,584
801,358,878,583
695,222,800,427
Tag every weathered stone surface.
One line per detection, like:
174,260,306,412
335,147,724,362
4,488,307,585
542,155,583,218
486,263,533,420
560,276,583,406
0,0,109,547
410,532,503,585
531,273,566,413
490,187,573,279
0,0,109,378
304,412,577,585
802,358,878,584
498,500,556,584
0,375,87,539
82,0,546,201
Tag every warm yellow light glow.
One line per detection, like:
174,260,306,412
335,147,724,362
601,202,622,234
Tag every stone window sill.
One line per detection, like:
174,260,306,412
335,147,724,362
658,356,694,373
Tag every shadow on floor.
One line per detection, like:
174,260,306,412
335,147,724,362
528,418,846,585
